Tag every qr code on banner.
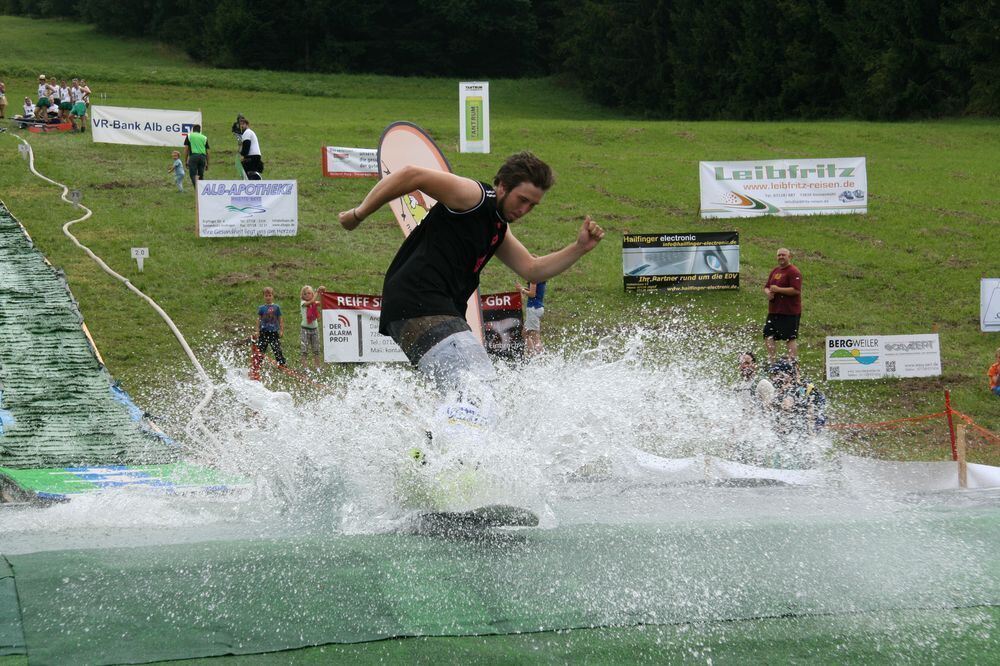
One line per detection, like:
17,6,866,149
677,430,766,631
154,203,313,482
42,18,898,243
830,366,840,378
886,361,896,373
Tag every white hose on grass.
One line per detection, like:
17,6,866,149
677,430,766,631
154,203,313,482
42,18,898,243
8,132,219,450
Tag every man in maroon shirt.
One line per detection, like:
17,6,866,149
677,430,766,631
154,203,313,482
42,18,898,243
763,247,802,363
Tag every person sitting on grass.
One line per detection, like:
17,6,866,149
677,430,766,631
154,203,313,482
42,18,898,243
989,348,1000,397
736,351,775,408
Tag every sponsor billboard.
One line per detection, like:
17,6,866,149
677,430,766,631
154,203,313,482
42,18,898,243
481,291,524,360
322,146,378,178
459,82,490,153
196,180,298,237
623,232,739,292
91,106,201,147
982,279,1000,332
321,292,407,363
700,157,868,218
826,334,941,380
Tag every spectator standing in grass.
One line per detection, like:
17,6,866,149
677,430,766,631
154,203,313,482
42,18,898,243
257,287,286,367
58,79,71,122
237,116,264,180
300,285,325,369
34,75,50,120
184,124,210,187
70,81,88,132
518,280,546,356
0,80,7,119
763,247,802,364
988,348,1000,397
168,150,185,192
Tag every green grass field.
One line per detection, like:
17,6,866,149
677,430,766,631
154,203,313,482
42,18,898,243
1,16,998,460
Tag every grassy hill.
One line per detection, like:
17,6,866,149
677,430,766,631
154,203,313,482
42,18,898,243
1,16,997,457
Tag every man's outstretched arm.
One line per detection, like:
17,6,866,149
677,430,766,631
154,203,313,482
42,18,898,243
338,165,483,231
495,216,604,283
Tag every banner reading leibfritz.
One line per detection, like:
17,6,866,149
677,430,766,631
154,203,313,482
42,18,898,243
700,157,868,218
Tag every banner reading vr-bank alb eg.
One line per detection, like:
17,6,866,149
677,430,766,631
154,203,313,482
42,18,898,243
197,181,298,237
91,106,201,147
700,157,867,218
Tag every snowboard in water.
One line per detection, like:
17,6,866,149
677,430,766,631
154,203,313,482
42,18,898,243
415,504,539,536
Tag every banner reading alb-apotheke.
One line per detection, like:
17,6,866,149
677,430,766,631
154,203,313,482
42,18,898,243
196,180,298,237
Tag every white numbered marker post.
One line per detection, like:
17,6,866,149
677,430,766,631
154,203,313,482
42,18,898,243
131,247,149,272
18,144,29,160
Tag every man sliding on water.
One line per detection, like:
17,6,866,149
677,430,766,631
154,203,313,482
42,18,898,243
338,152,604,425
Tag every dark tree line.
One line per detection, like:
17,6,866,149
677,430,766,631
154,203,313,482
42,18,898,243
3,0,997,118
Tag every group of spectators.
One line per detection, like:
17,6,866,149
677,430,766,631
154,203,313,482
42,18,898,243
736,351,827,435
250,285,325,380
734,245,827,435
6,75,92,130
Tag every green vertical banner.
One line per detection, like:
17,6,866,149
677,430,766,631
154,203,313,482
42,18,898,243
459,82,490,153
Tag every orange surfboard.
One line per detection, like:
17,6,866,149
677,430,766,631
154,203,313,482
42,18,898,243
377,122,484,343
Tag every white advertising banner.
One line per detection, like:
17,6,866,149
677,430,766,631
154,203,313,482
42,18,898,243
321,292,407,363
91,106,201,147
196,180,298,237
982,279,1000,332
700,157,868,218
322,146,378,178
826,334,941,381
459,81,490,153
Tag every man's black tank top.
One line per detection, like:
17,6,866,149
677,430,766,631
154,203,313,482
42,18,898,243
379,181,508,335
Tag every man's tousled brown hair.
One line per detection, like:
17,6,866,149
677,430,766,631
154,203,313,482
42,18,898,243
494,151,555,192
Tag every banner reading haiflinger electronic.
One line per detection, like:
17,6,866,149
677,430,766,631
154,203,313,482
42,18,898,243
826,334,941,381
459,81,490,153
196,180,298,237
91,106,201,147
700,157,868,218
982,279,1000,332
623,232,740,292
322,146,378,178
321,292,407,363
481,291,523,360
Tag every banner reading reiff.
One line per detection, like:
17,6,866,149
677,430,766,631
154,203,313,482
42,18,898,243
459,82,490,153
623,232,740,292
196,180,298,237
321,292,407,363
826,334,941,380
322,146,378,178
91,106,201,147
700,157,868,218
